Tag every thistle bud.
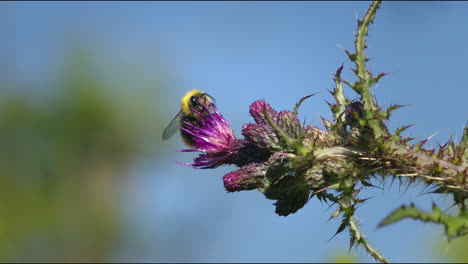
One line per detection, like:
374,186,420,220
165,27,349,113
305,165,325,189
242,123,281,150
302,125,333,149
265,151,296,182
345,101,365,127
222,162,267,192
276,111,302,139
249,100,278,125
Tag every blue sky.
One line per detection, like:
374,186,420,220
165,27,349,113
4,1,468,262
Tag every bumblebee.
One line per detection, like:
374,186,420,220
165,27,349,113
162,89,215,147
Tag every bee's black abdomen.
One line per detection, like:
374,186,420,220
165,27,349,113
180,115,202,147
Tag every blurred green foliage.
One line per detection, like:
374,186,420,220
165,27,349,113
0,43,166,261
434,232,468,262
326,251,359,263
443,235,468,262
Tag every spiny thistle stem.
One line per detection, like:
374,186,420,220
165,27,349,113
355,0,381,105
355,1,381,87
392,144,467,180
351,0,387,139
336,180,389,263
349,217,389,263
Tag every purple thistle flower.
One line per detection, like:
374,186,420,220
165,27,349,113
180,106,235,153
178,103,238,168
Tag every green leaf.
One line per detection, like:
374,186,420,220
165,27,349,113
293,92,319,116
393,124,414,138
332,65,348,107
378,203,468,242
386,104,405,116
373,72,389,83
334,218,349,238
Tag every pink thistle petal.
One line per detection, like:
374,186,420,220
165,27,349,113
178,102,238,168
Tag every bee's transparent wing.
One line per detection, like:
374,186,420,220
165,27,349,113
162,110,183,140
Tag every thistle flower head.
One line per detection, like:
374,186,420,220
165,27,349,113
178,103,238,168
178,97,336,216
180,105,235,153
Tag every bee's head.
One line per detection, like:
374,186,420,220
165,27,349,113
190,93,215,107
182,89,216,116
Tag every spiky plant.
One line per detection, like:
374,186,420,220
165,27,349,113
174,1,468,262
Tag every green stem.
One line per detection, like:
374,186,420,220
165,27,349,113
355,0,381,108
349,217,389,263
353,1,387,139
392,143,467,178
